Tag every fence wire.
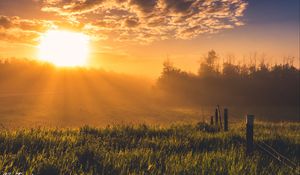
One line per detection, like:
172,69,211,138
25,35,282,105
211,106,299,174
255,141,299,174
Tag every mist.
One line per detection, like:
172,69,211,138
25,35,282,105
0,52,299,128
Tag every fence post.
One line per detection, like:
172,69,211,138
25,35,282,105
217,105,222,128
215,108,218,127
246,115,254,155
224,108,228,131
210,116,214,125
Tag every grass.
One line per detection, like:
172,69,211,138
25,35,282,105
0,122,299,175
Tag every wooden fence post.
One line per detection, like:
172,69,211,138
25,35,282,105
217,105,222,128
224,108,228,131
246,115,254,155
215,108,219,127
210,116,214,125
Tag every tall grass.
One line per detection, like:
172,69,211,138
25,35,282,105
0,122,299,175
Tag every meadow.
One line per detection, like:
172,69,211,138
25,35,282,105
0,122,299,175
0,58,299,175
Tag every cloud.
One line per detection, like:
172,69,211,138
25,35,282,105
37,0,248,42
39,0,107,15
0,15,89,45
163,0,194,13
0,16,12,28
124,17,139,27
129,0,158,13
0,28,40,45
0,15,54,44
2,0,247,43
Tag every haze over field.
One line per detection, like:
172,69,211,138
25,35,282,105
0,55,299,128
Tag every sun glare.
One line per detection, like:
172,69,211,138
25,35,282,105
38,30,90,67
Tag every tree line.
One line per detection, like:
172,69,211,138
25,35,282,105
156,50,299,107
0,54,299,108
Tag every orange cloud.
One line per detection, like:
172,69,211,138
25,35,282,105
0,15,93,44
0,0,248,44
0,15,53,44
38,0,248,42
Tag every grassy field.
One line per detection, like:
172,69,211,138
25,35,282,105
0,122,299,175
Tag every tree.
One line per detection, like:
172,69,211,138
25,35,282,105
198,50,220,78
222,62,240,79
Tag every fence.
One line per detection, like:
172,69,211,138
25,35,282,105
208,106,299,174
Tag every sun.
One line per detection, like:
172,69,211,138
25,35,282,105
38,30,90,67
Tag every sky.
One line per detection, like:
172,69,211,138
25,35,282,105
0,0,299,76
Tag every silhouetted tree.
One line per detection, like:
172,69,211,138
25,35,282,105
222,62,240,79
198,50,220,78
157,51,300,108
